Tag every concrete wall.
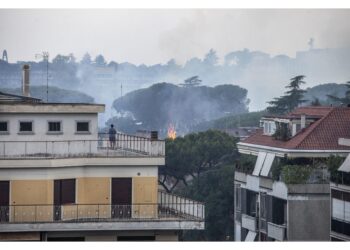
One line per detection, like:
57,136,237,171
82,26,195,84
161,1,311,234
132,177,158,218
11,180,53,205
287,199,330,241
10,180,54,222
0,113,98,142
77,177,110,204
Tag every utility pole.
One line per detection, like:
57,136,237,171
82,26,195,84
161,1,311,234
35,52,49,102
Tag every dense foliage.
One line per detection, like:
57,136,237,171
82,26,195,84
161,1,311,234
160,130,238,192
177,164,235,241
281,165,312,184
159,130,238,240
111,83,250,136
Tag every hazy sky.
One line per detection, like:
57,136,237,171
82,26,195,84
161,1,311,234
1,9,350,65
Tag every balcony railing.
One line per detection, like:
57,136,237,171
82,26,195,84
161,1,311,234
0,192,204,224
267,222,286,241
241,213,258,232
0,133,165,159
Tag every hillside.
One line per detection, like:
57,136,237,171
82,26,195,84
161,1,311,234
0,85,94,103
109,82,250,136
304,83,348,104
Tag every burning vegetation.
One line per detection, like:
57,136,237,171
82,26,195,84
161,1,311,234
167,123,177,140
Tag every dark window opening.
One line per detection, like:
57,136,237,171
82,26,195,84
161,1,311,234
47,237,84,241
76,122,89,132
331,219,350,236
54,179,76,205
0,122,8,132
117,236,155,241
246,190,257,217
266,195,287,225
0,181,9,222
48,122,61,132
19,122,32,132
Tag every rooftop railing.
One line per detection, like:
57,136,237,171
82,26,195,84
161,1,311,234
0,191,204,224
0,133,165,159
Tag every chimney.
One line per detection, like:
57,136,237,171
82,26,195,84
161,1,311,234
22,64,30,97
301,114,306,129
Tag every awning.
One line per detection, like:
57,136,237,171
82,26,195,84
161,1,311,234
252,152,267,176
339,154,350,172
260,153,276,176
245,231,257,242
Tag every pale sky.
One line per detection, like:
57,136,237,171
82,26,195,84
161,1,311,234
0,9,350,65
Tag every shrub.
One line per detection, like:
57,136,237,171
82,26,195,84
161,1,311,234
281,165,312,184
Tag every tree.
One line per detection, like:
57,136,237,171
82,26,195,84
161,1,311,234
177,164,235,241
81,53,92,65
311,97,321,106
180,76,202,87
267,75,307,114
95,54,107,66
203,49,219,66
327,82,350,105
159,130,238,192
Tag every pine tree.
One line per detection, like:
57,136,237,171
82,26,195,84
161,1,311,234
267,75,307,114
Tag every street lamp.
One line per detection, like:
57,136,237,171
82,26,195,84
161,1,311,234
35,52,49,102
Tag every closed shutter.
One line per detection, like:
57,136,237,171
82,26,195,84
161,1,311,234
344,201,350,222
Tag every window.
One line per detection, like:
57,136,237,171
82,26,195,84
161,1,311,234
48,121,61,132
19,121,33,132
76,121,89,133
54,179,76,205
0,121,8,133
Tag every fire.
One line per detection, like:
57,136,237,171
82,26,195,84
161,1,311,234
167,123,177,140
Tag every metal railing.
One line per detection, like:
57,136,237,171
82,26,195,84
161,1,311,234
0,133,165,159
158,191,205,220
0,202,204,224
267,222,286,241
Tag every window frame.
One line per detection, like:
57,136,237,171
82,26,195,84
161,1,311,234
75,120,91,134
18,120,34,135
47,120,63,135
0,120,9,135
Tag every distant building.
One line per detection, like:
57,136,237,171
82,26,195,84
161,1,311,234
234,106,350,241
0,65,204,241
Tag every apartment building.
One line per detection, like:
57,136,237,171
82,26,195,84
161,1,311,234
234,106,350,241
330,137,350,241
0,65,204,241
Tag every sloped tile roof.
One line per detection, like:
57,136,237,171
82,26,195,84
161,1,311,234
241,106,350,150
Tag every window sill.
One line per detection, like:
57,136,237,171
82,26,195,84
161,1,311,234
46,132,63,135
0,132,10,135
75,132,91,135
18,132,35,135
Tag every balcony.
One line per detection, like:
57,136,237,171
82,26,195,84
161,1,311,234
267,222,286,241
0,133,165,160
0,191,205,232
241,214,258,232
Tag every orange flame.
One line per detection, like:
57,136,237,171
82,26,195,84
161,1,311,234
167,123,176,140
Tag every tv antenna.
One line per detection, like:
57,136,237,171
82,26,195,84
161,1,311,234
35,52,49,102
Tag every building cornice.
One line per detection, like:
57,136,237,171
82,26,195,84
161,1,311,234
237,142,350,158
0,103,105,114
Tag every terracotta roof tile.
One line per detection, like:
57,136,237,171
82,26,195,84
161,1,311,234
241,106,350,150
